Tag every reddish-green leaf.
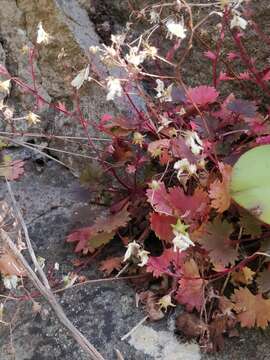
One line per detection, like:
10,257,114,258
146,248,186,278
176,259,206,312
150,212,176,242
194,219,238,267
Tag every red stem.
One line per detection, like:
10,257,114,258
212,11,226,88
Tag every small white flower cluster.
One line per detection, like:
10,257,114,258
123,240,150,267
185,131,204,155
155,79,173,102
36,22,53,45
172,219,195,253
158,294,176,312
228,0,247,30
3,275,18,290
87,32,158,101
125,46,147,67
71,65,90,90
149,10,160,24
174,158,197,181
106,77,122,101
173,131,205,183
166,19,187,40
230,13,247,30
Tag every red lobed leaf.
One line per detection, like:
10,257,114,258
66,226,95,253
146,182,173,216
176,258,207,312
67,206,131,253
99,257,123,275
146,248,186,278
150,212,177,242
213,93,236,125
186,86,219,106
148,139,170,157
227,99,257,118
193,219,238,267
167,187,210,224
7,160,25,180
170,138,198,163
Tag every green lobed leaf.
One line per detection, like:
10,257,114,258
230,145,270,225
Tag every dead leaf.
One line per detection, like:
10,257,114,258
231,267,255,286
32,301,42,314
209,163,232,213
67,206,131,253
138,291,164,321
238,208,262,238
175,312,208,338
99,257,122,275
231,287,270,329
193,219,238,267
176,258,207,312
208,316,227,352
0,156,25,181
0,250,25,276
256,267,270,293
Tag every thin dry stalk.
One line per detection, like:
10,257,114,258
6,180,50,289
3,181,105,360
1,230,105,360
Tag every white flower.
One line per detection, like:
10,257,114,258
144,45,158,59
0,79,11,95
174,158,197,180
221,0,243,10
133,132,145,147
230,14,247,30
137,249,150,267
63,273,78,289
185,131,203,155
57,47,67,60
155,79,173,102
157,115,172,132
158,294,176,312
166,19,187,40
123,241,140,262
111,34,126,46
149,179,160,190
106,77,122,101
3,106,14,120
3,275,18,290
36,22,53,45
155,79,165,96
35,256,45,272
54,262,59,271
172,232,195,252
149,10,160,24
89,46,100,54
125,47,147,67
26,112,41,125
71,65,90,90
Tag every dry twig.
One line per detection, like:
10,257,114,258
3,181,105,360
